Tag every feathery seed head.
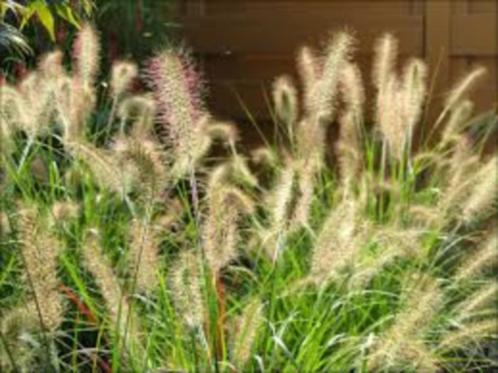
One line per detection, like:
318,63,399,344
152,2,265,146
250,147,279,168
297,46,320,112
75,142,132,195
367,274,442,371
16,71,57,138
270,161,299,230
399,274,442,330
231,298,264,368
205,120,240,146
460,155,497,223
340,62,365,121
273,75,299,128
169,250,205,328
377,74,406,159
73,23,101,88
110,61,138,98
0,304,40,371
310,31,355,122
129,218,160,293
310,199,367,284
290,162,316,228
337,111,362,186
437,136,480,217
0,85,24,152
38,50,65,79
118,95,156,138
441,99,474,146
82,229,127,328
401,58,427,136
204,185,254,273
445,66,486,113
455,231,497,282
456,282,498,321
121,138,169,199
438,320,497,351
55,77,96,145
0,212,11,236
146,49,205,161
17,207,64,331
373,33,398,92
51,200,80,222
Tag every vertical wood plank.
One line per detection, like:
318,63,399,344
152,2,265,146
425,0,451,113
185,0,206,16
451,0,469,14
411,0,425,15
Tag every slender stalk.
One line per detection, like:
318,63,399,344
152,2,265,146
17,136,35,171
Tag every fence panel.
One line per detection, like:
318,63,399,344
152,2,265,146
178,0,497,124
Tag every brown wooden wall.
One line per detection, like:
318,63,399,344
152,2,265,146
177,1,497,125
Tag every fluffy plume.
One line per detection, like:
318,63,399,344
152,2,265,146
367,275,442,371
376,74,410,159
74,142,130,194
310,200,370,284
340,62,365,122
17,207,63,331
1,72,57,141
372,33,398,95
82,230,130,333
251,147,279,169
267,161,299,239
0,91,18,154
460,155,497,223
294,119,326,169
111,61,138,98
440,100,474,146
273,75,299,135
310,31,354,122
455,282,498,321
146,49,206,175
438,320,497,351
337,111,362,187
372,34,430,160
347,226,423,288
169,251,205,329
204,182,254,274
51,200,80,222
55,77,95,146
0,211,11,236
119,137,169,200
455,232,497,281
444,66,486,114
38,50,65,79
205,120,239,147
128,218,161,293
118,95,156,138
231,298,264,368
438,137,481,220
297,46,319,112
0,305,40,372
290,159,318,229
400,58,427,146
0,85,23,146
73,23,101,88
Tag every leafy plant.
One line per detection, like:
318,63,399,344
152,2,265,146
0,24,496,372
0,0,93,63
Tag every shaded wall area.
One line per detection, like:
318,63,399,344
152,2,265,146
177,0,497,138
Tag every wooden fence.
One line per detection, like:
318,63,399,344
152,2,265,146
177,0,497,125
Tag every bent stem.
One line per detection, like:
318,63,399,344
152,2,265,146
17,136,35,172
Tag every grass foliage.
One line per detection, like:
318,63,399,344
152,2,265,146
0,25,497,372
